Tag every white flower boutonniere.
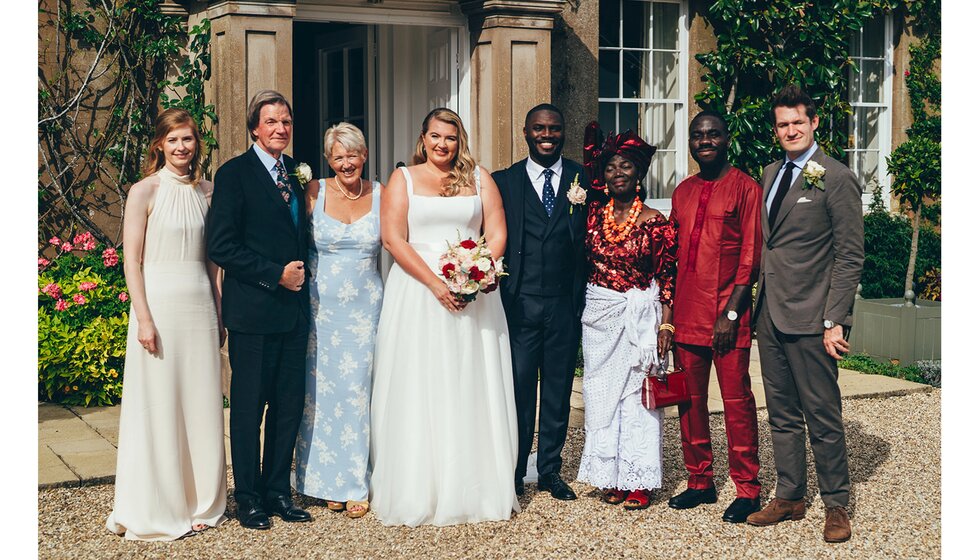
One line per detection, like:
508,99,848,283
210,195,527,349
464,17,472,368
801,160,826,191
292,162,313,184
567,173,586,214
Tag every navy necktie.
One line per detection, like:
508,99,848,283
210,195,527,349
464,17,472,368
274,160,299,226
542,168,556,217
768,161,795,228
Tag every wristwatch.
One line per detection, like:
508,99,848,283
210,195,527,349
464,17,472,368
726,310,738,321
823,319,836,329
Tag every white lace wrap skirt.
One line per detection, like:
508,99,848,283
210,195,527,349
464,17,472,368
576,282,664,491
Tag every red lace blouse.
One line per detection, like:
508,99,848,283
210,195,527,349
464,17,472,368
585,201,678,304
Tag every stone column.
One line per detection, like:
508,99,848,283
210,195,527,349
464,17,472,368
460,1,565,170
192,0,296,168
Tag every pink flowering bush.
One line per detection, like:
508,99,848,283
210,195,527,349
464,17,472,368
38,234,129,406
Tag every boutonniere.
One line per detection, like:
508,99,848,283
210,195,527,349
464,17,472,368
801,160,826,191
291,162,313,184
566,173,586,214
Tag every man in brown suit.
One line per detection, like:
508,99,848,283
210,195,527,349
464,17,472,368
746,85,864,543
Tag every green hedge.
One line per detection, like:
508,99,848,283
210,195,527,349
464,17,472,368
861,211,940,299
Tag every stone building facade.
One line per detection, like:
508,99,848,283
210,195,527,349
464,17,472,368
168,0,915,210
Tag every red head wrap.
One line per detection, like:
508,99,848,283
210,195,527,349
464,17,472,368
582,121,657,191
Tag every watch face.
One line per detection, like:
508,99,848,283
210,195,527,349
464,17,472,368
824,320,834,329
727,310,738,321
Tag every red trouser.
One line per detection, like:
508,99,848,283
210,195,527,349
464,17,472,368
676,343,761,499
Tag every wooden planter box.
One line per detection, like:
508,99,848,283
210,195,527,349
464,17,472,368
849,298,941,366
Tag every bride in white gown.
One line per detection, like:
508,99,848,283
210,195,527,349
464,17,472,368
370,108,520,526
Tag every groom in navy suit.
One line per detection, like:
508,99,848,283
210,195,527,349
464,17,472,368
493,104,587,500
207,90,312,530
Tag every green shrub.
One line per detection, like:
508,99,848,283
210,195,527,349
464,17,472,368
38,233,129,406
861,211,940,299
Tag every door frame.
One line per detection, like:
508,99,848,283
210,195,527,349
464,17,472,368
294,3,471,130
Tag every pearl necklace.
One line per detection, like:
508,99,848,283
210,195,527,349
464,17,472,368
602,197,644,244
332,177,364,200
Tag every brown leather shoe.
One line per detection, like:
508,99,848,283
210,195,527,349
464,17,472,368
746,498,806,526
823,506,852,543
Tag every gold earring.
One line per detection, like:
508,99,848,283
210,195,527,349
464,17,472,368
635,183,640,192
603,186,609,195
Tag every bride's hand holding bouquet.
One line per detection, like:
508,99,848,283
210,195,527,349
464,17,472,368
436,234,507,312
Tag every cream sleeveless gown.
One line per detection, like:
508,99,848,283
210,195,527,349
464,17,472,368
369,166,520,527
106,167,227,540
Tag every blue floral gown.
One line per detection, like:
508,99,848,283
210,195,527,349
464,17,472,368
294,180,382,502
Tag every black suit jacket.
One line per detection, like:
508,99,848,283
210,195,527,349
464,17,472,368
207,147,310,334
492,157,588,315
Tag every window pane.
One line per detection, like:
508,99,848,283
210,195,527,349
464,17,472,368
327,51,345,119
863,15,885,58
349,47,364,117
599,50,620,98
599,0,619,47
623,0,650,49
623,50,649,98
652,2,679,50
861,59,883,103
651,51,680,99
852,152,879,192
853,106,881,151
645,151,677,199
618,102,639,132
599,103,617,137
849,27,860,56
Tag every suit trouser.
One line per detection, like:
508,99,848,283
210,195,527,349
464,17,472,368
756,295,850,508
227,318,307,505
676,343,761,499
506,291,579,481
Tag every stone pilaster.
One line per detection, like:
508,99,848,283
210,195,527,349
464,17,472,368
460,1,565,170
189,1,297,167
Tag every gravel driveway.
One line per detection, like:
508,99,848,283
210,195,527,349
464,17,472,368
39,390,940,559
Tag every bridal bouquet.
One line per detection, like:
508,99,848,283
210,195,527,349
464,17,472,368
438,234,507,302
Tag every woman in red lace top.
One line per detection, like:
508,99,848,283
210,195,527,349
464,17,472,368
575,123,677,511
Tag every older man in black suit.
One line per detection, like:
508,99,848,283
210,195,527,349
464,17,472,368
492,104,587,501
747,85,864,543
207,90,312,530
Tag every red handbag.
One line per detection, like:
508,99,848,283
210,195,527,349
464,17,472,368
641,354,690,410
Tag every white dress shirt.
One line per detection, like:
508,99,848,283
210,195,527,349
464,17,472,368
765,141,819,212
525,157,563,202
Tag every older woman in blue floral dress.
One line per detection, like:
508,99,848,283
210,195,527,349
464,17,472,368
293,123,383,519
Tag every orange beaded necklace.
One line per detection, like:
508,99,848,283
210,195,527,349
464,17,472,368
602,197,644,243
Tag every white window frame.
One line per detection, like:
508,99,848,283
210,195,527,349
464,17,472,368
845,13,894,208
597,0,689,211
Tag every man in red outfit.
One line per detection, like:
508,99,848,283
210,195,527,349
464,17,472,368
667,110,763,523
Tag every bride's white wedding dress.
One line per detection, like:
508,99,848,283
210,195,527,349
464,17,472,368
370,166,520,527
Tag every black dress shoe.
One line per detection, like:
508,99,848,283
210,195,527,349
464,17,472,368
722,497,760,523
537,473,577,501
265,495,312,523
515,480,525,496
668,487,718,510
237,502,271,530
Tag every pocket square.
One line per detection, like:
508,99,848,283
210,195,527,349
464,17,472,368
797,196,812,203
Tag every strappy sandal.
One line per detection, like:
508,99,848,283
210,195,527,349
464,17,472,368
601,488,628,505
345,500,369,519
623,489,652,511
326,500,346,513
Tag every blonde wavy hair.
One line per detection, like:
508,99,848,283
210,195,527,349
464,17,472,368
141,108,204,185
412,108,476,197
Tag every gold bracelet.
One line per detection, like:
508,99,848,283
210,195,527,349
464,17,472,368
658,323,675,333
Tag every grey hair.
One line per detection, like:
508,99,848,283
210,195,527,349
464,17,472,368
246,89,293,140
324,122,368,157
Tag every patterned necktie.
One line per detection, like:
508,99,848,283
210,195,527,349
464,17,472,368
274,160,292,204
768,161,795,228
542,168,556,217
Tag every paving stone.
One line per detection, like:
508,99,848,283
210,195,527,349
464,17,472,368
69,405,120,447
39,443,78,487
